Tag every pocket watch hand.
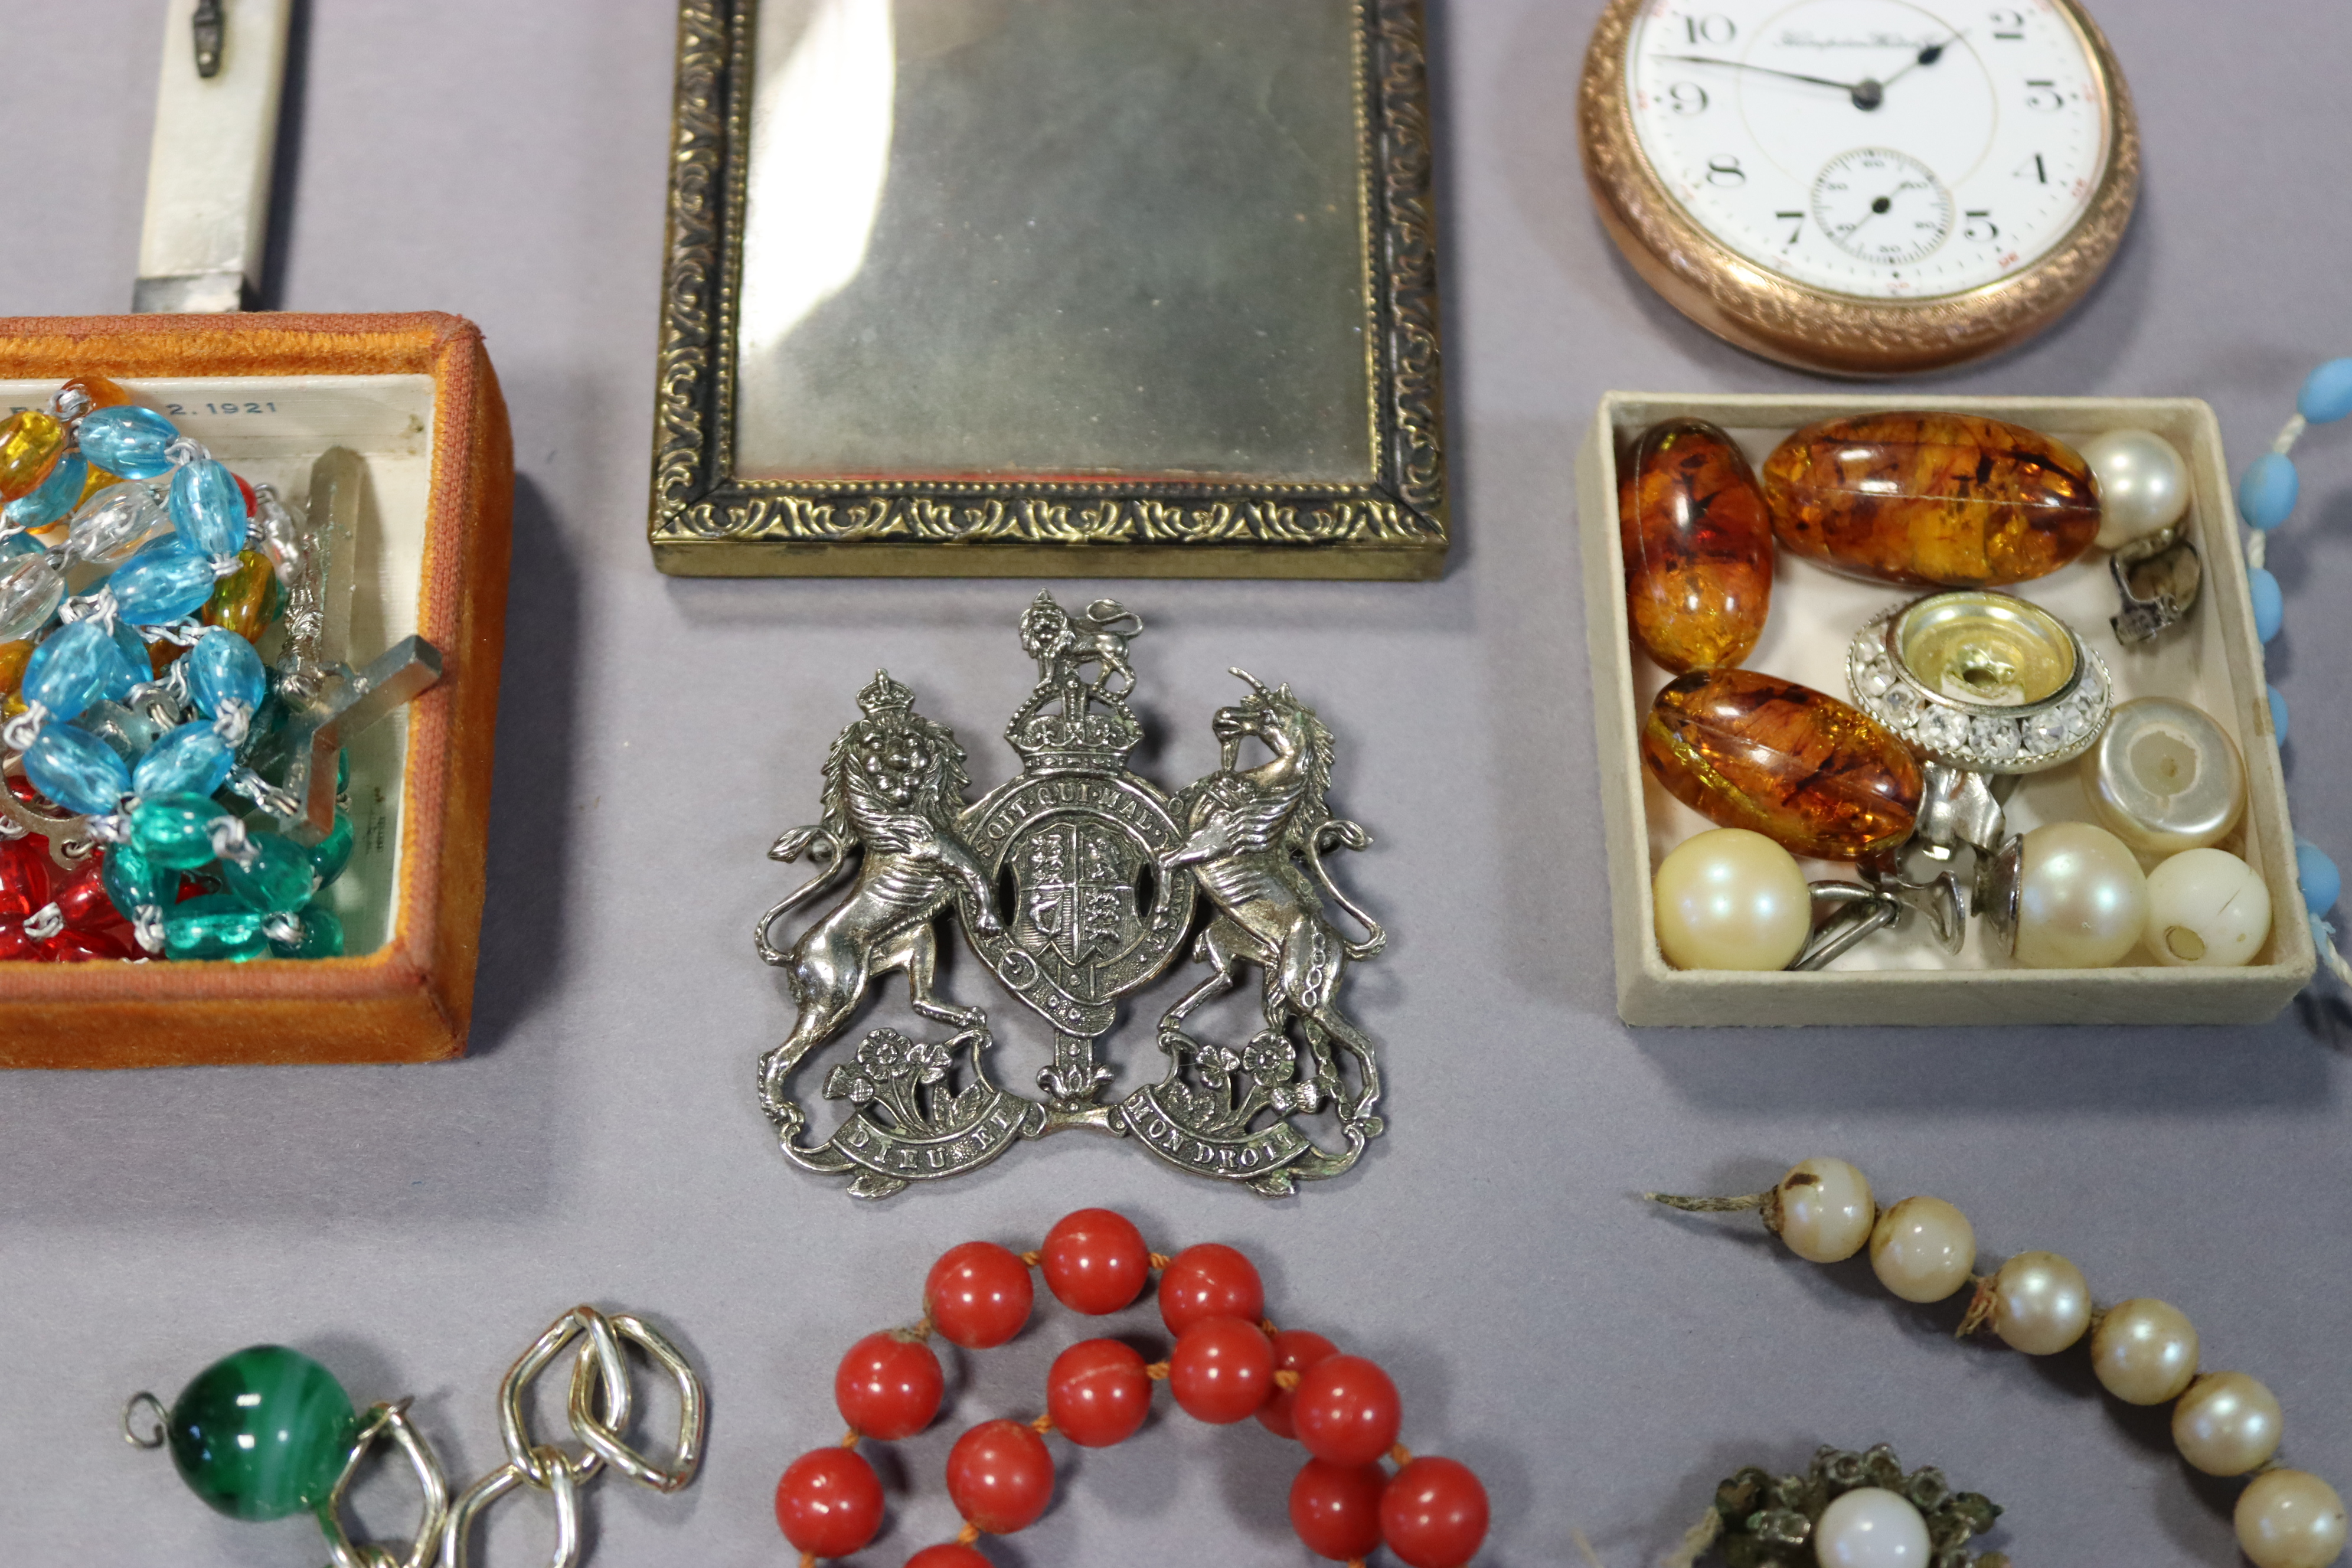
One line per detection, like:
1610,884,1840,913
1879,30,1967,92
1653,54,1886,110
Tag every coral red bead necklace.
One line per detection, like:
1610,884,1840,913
774,1207,1491,1568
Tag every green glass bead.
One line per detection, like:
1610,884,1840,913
166,1345,354,1521
164,893,269,962
270,902,345,959
220,830,318,914
100,839,168,923
309,812,354,887
336,747,349,795
130,792,224,871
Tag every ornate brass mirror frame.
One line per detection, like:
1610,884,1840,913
651,0,1445,579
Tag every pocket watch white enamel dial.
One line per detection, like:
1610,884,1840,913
1579,0,2138,375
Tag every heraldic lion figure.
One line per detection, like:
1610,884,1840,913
756,671,999,1125
1160,670,1387,1122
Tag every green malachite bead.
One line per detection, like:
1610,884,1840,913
309,812,354,887
221,830,318,914
130,792,224,871
164,893,269,962
270,902,345,959
166,1345,354,1521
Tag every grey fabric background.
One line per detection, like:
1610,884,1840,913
5,3,2350,1564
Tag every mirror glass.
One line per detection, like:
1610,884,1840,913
734,0,1374,484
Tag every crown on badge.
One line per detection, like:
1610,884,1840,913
857,669,917,717
1004,596,1145,772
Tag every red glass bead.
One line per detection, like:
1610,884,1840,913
52,856,123,931
1292,1355,1401,1468
926,1242,1034,1350
904,1546,992,1568
234,471,257,517
44,927,132,962
945,1419,1054,1534
1259,1328,1340,1440
774,1446,885,1557
1040,1208,1151,1315
1157,1243,1264,1337
835,1330,945,1441
1045,1338,1152,1449
0,837,48,919
1381,1456,1490,1568
1289,1457,1386,1562
0,922,40,961
1169,1316,1275,1425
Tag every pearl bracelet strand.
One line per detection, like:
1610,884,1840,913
1651,1159,2346,1568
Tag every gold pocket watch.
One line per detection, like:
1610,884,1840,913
1579,0,2138,376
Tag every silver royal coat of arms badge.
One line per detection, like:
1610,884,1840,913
753,594,1388,1198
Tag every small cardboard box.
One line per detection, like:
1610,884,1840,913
1578,393,2315,1027
0,312,513,1066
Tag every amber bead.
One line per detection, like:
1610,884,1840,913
76,463,120,509
1618,419,1773,672
61,375,132,411
202,550,279,642
0,410,64,502
1642,668,1923,861
0,638,29,695
1763,412,2100,588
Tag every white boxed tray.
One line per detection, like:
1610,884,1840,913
1577,393,2317,1026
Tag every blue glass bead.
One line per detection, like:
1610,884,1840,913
187,626,266,718
270,901,345,959
109,537,215,625
22,618,120,721
133,721,235,799
4,449,86,531
168,460,247,560
101,838,169,923
2238,452,2299,532
2299,358,2352,424
309,811,354,886
2298,840,2341,916
23,723,131,815
0,531,40,558
163,893,270,962
2269,684,2289,746
2249,567,2284,644
76,406,179,480
76,699,163,763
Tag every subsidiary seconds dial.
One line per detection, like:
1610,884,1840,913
1623,0,2114,299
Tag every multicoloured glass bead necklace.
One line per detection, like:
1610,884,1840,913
0,377,433,963
775,1207,1493,1568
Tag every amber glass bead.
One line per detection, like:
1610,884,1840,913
202,550,278,642
1618,419,1773,673
1763,412,2099,587
0,410,64,502
0,638,28,695
1642,668,1923,861
167,1345,355,1520
76,463,120,509
61,375,132,411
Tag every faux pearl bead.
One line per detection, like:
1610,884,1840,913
2144,848,2272,967
1653,828,1811,971
1813,1487,1931,1568
2083,697,2246,855
2236,1469,2350,1568
1775,1158,1875,1264
2173,1371,2284,1476
1991,1250,2091,1355
1870,1196,1976,1304
2090,1298,2199,1405
2081,429,2191,550
2013,821,2150,969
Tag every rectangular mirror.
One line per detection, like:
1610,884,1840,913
653,0,1446,578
